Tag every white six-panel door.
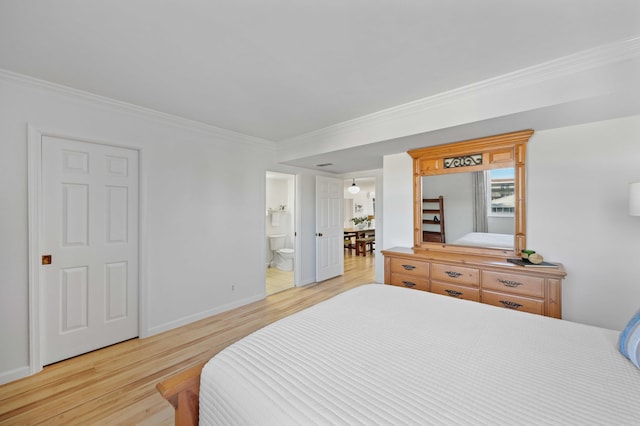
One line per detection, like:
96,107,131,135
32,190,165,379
41,136,139,364
315,176,344,282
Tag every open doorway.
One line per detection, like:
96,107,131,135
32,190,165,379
265,171,296,295
343,177,376,267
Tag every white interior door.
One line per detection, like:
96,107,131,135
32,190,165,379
41,136,139,364
316,176,344,281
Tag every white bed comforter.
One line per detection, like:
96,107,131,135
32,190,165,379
200,284,640,425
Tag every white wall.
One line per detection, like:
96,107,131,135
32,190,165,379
528,115,640,330
382,154,413,249
383,115,640,330
0,74,324,384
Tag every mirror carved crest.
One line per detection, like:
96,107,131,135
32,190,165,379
444,153,482,169
408,130,534,258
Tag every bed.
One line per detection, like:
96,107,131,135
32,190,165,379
158,284,640,425
452,232,514,249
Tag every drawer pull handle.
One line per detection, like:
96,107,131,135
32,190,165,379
401,281,416,288
444,289,463,298
499,300,523,310
401,264,416,271
498,279,523,287
445,271,463,278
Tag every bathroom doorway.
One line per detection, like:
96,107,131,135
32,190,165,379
265,171,296,295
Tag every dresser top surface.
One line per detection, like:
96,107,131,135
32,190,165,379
382,246,566,278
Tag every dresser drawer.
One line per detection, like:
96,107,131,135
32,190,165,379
431,263,479,286
383,248,565,319
482,271,544,298
390,258,429,277
482,290,544,315
431,281,479,302
389,274,429,291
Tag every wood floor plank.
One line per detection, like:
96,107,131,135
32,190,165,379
0,254,375,425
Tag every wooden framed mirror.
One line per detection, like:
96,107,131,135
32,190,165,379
408,130,534,258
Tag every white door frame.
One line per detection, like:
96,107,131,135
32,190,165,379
27,125,147,375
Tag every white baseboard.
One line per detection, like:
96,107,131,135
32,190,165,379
144,293,265,337
0,365,31,386
298,276,316,286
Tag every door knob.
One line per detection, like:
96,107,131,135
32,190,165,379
42,255,52,265
316,233,323,237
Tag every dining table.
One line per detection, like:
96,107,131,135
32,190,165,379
344,227,375,256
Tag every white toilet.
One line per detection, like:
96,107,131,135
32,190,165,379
269,234,294,271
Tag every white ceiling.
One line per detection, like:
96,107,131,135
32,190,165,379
1,1,639,172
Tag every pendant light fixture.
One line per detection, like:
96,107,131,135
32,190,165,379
348,178,360,194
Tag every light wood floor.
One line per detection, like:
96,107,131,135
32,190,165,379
265,266,294,295
0,253,375,425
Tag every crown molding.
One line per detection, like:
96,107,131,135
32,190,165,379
277,36,640,149
0,68,276,149
3,35,638,152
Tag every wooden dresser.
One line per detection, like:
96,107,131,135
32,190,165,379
382,247,566,318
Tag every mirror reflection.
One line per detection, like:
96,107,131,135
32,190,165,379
421,167,515,250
